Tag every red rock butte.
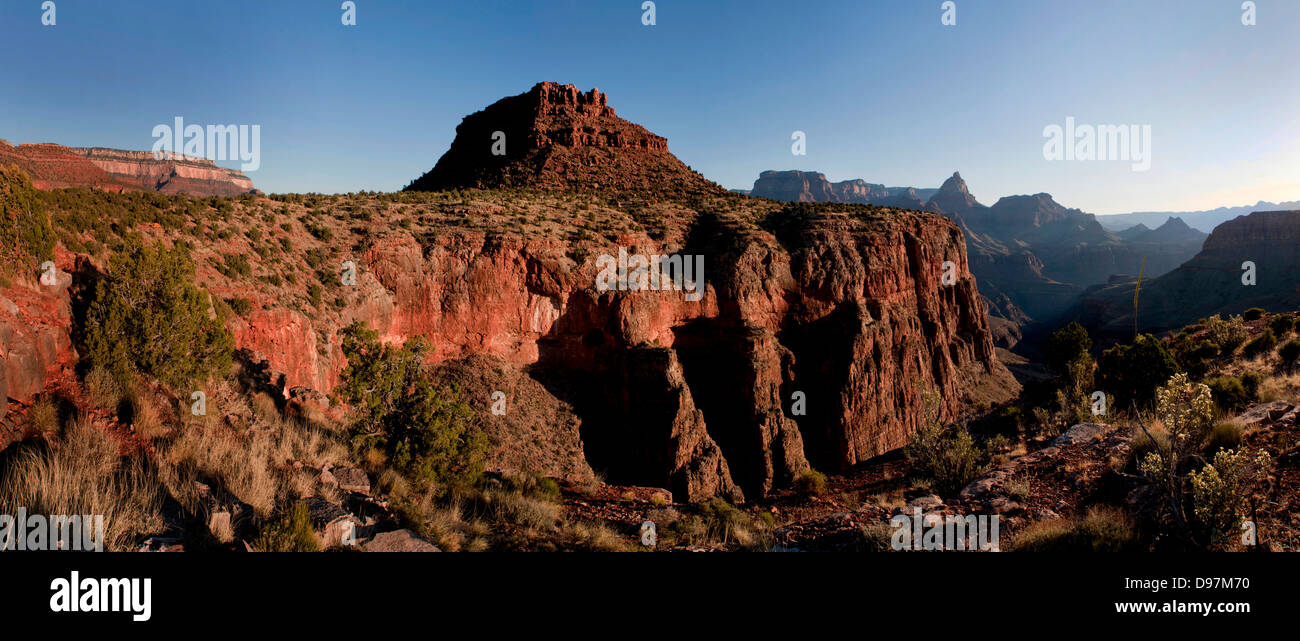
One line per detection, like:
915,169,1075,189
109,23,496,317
405,81,721,193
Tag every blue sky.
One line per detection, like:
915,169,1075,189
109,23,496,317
1,0,1297,213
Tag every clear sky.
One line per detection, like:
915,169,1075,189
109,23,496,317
2,0,1297,214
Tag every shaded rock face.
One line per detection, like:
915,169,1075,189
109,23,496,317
226,209,1016,501
0,142,256,196
1078,210,1300,337
405,82,718,194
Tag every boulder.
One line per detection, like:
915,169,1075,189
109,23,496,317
364,529,440,553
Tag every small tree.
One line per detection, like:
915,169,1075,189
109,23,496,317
1044,322,1092,376
335,322,486,490
85,236,233,390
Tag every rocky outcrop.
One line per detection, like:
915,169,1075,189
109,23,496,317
0,141,256,196
1078,210,1300,337
405,82,718,194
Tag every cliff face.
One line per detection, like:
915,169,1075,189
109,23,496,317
1078,210,1300,336
212,203,1017,502
0,140,256,196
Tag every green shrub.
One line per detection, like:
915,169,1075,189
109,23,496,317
904,420,986,496
1204,375,1255,414
85,237,234,390
1268,314,1295,337
335,322,486,491
226,297,253,316
1242,329,1276,359
1007,507,1140,552
1279,339,1300,371
793,469,828,497
1243,307,1266,321
1044,322,1092,376
1098,334,1179,408
255,503,320,552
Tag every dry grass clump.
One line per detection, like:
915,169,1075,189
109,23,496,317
1007,506,1140,552
0,413,165,551
160,392,348,517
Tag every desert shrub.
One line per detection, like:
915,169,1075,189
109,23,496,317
255,502,320,552
1170,336,1218,380
1007,507,1139,552
904,419,986,496
1189,448,1270,544
0,165,57,266
84,237,234,390
1243,307,1266,321
335,322,486,491
1205,314,1249,355
667,498,771,550
1242,329,1277,359
1279,339,1300,371
226,297,253,316
1098,334,1179,409
793,469,828,497
1204,375,1256,413
84,366,126,411
1268,314,1295,337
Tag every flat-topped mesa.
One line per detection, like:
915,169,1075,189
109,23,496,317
67,146,257,196
405,81,715,193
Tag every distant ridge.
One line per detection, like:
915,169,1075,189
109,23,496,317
0,139,257,196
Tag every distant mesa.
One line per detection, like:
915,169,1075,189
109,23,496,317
405,82,721,194
0,139,257,196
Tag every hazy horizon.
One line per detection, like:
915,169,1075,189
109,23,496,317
3,0,1298,214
